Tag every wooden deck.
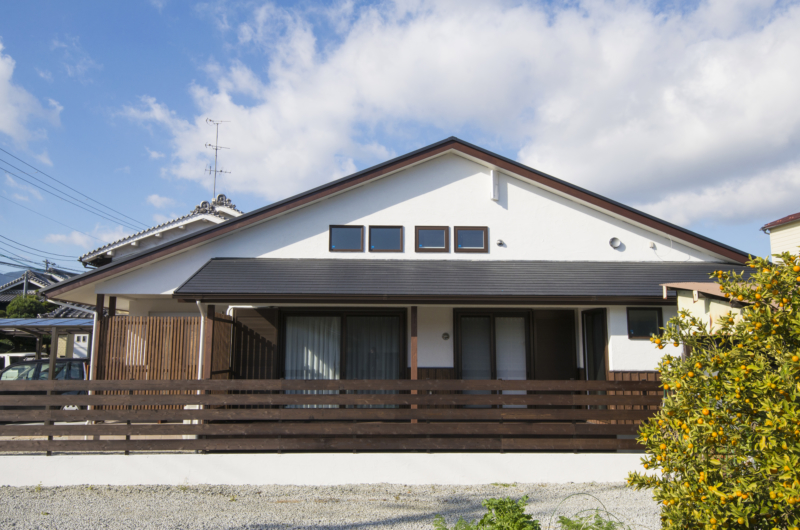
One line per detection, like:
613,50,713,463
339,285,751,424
0,379,661,453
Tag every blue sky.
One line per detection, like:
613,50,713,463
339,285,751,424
2,0,799,275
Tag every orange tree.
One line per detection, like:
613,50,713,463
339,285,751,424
627,252,800,529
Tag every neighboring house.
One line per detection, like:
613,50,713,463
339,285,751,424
79,194,242,268
43,137,750,388
0,268,77,312
761,211,800,258
660,282,742,334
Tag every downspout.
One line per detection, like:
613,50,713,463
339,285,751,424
196,301,205,381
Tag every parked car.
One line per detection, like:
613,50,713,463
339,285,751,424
0,359,88,414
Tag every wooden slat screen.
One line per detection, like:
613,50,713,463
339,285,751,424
94,316,202,410
210,313,233,380
607,371,662,425
0,379,662,454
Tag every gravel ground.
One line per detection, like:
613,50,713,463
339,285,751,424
0,483,660,529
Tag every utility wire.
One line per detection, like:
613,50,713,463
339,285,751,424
0,240,78,262
0,234,79,258
0,146,149,229
1,162,142,231
0,195,107,244
0,260,47,272
0,157,147,231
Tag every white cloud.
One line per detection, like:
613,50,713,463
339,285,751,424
45,224,128,251
123,0,800,228
153,212,179,224
51,35,102,81
35,68,53,82
114,166,131,174
0,40,61,146
145,147,165,159
147,194,175,209
4,174,43,200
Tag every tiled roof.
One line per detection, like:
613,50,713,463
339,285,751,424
761,211,800,231
0,269,77,292
80,194,242,263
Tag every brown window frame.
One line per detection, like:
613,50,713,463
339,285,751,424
329,225,364,252
414,226,450,253
454,226,489,253
626,307,663,340
368,226,404,253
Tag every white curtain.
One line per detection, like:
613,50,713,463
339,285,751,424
285,316,341,408
495,317,527,408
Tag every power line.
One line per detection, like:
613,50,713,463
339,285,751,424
0,146,149,229
0,195,107,244
0,260,47,272
0,234,79,258
0,240,78,263
0,162,142,231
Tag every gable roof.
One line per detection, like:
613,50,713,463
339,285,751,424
0,268,77,293
42,137,751,299
80,194,243,265
761,211,800,232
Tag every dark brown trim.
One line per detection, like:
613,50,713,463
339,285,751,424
368,225,404,253
626,307,664,340
414,226,450,253
177,294,676,306
454,226,489,253
329,225,364,252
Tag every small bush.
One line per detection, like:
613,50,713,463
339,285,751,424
433,496,541,530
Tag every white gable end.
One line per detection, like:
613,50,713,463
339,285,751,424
96,153,722,299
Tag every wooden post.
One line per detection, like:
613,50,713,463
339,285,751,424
46,325,58,456
202,304,215,380
108,296,117,317
410,306,418,423
90,294,104,382
48,326,58,378
35,335,41,360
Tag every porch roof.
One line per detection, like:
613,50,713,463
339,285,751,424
174,258,748,304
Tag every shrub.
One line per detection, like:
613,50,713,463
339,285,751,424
627,252,800,529
6,295,53,318
433,496,541,530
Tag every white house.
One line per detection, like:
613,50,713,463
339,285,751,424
761,211,800,259
43,137,748,388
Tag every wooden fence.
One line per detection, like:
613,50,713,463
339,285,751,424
0,379,661,453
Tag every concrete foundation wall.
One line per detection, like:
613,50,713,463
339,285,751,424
0,453,650,486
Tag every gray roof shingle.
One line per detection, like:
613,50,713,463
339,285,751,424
174,258,748,302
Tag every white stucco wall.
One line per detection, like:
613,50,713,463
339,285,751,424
93,153,722,299
676,291,740,330
607,305,679,371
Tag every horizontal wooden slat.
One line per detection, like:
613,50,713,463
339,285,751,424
0,393,662,407
0,422,640,437
0,407,655,422
0,437,640,452
0,379,662,392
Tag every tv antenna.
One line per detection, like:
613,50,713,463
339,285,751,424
204,118,231,197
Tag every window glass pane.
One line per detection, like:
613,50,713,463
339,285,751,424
457,229,484,249
496,317,527,408
461,316,492,379
68,361,84,380
628,308,661,338
0,363,36,381
285,316,341,409
370,227,402,251
345,316,401,380
330,227,362,250
418,229,446,248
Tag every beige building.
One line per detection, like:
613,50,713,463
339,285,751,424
661,282,742,332
761,211,800,258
